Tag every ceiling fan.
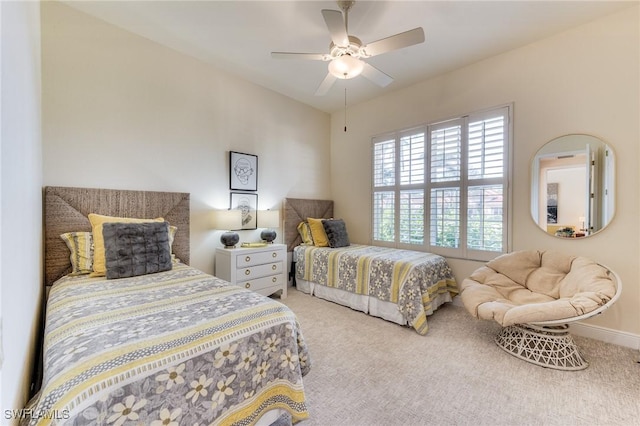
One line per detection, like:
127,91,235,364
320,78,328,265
271,0,425,96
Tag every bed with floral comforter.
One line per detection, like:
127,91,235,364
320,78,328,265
25,263,310,425
294,244,457,335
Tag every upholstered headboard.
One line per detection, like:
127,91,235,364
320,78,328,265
44,186,190,287
283,198,333,252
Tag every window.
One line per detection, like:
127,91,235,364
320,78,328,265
372,105,511,260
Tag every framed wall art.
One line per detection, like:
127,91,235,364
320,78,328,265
230,151,258,191
230,192,258,230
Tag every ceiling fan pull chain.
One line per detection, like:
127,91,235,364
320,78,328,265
344,87,348,132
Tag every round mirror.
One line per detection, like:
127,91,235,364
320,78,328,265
531,134,615,238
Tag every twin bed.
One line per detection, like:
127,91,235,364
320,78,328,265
28,187,310,426
283,198,458,335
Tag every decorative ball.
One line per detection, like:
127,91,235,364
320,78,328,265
261,229,277,243
221,231,239,248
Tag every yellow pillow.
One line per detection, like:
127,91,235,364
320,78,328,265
296,221,315,246
307,218,329,247
88,213,165,277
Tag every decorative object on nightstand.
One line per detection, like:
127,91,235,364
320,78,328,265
258,209,280,243
215,244,287,298
213,209,242,248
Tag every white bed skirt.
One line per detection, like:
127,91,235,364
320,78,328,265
295,278,453,326
257,408,289,426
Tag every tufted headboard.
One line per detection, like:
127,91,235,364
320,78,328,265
44,186,190,287
283,198,333,252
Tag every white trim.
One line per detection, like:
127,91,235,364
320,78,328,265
570,322,640,350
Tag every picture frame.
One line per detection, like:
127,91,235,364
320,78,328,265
230,151,258,191
230,192,258,230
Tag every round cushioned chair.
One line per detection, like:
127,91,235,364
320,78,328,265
459,250,621,371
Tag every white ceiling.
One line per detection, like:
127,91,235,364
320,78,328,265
64,0,636,113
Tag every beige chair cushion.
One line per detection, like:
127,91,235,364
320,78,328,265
460,250,616,326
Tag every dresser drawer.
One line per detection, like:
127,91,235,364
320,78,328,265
239,261,283,280
238,274,285,292
236,249,285,268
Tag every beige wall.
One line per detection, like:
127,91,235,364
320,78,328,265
1,1,43,419
330,7,640,336
41,2,331,275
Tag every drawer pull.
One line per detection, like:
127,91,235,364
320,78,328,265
272,265,277,271
272,252,277,258
245,283,251,289
245,269,251,276
245,256,251,263
272,277,277,283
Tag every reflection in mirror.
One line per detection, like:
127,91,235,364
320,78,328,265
531,134,615,238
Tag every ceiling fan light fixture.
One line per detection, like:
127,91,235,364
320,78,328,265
328,54,364,79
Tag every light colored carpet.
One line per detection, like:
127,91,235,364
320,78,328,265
280,289,640,426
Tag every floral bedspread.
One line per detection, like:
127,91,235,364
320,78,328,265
25,264,310,425
294,244,457,334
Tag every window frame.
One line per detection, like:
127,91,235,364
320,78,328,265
371,104,512,261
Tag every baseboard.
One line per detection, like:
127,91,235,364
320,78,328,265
570,322,640,350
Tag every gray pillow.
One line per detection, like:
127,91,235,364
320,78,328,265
322,219,350,248
103,221,172,279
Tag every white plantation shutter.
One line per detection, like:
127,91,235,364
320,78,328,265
465,109,508,255
372,128,425,245
373,191,395,242
430,125,461,183
373,138,395,187
467,185,503,251
372,105,510,259
430,187,460,248
373,135,398,243
399,130,425,245
468,115,505,180
428,120,463,253
400,132,425,185
400,190,424,244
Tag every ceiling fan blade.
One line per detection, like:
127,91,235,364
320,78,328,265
361,62,394,87
315,73,337,96
363,27,425,57
322,9,349,47
271,52,330,61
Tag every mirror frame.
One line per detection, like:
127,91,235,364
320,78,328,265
531,134,615,239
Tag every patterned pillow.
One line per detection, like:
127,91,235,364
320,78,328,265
103,221,172,279
296,221,315,246
322,219,350,248
60,232,94,275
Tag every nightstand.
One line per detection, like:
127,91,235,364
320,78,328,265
215,244,287,298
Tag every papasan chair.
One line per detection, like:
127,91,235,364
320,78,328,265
459,250,621,370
